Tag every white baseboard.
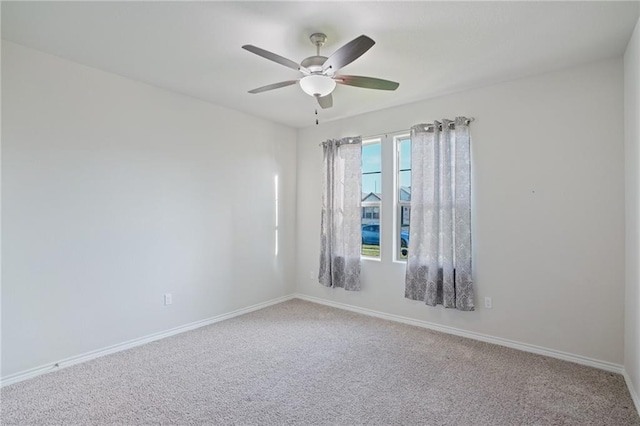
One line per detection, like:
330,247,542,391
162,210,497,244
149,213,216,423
1,294,295,388
4,290,633,408
293,293,625,375
623,370,640,415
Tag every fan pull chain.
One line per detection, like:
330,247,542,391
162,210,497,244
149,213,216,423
315,109,319,125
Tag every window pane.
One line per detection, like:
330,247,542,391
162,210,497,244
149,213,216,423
362,143,382,174
362,141,381,257
398,138,411,202
363,174,382,198
362,141,382,199
399,138,411,170
399,171,411,201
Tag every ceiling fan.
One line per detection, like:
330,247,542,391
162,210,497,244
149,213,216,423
242,33,399,109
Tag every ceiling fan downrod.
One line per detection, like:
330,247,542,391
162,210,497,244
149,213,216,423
309,33,327,56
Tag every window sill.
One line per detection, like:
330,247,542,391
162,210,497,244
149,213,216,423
360,255,382,262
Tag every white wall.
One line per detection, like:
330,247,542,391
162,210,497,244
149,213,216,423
296,58,625,364
625,16,640,403
1,41,297,378
1,35,631,384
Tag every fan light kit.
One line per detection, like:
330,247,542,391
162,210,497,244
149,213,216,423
242,32,399,110
299,75,336,98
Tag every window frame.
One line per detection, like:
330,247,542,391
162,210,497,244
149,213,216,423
394,133,411,262
361,137,383,259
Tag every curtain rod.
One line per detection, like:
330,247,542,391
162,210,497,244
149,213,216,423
318,117,474,147
318,137,361,148
411,117,475,133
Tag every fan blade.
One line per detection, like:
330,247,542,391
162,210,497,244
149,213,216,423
322,35,375,72
242,45,301,71
336,75,399,91
248,80,298,94
316,94,333,109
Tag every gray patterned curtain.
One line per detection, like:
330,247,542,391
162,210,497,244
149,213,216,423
318,137,362,291
404,117,474,310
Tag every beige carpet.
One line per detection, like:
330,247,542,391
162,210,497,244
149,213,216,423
1,299,639,425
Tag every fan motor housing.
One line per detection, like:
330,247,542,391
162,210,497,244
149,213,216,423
301,56,328,73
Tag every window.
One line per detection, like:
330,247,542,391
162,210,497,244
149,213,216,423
396,136,411,260
352,118,472,308
361,139,382,257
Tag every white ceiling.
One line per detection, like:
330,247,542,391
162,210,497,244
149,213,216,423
2,1,639,128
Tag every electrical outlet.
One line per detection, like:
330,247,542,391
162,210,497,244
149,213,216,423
484,297,492,309
164,293,173,306
310,271,315,280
